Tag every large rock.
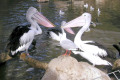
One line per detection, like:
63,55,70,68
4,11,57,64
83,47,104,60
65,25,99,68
42,56,111,80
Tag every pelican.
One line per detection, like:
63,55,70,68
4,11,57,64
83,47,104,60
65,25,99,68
6,7,55,57
62,13,112,66
60,21,82,55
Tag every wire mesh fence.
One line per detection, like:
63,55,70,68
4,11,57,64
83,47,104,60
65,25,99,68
92,70,120,80
108,70,120,80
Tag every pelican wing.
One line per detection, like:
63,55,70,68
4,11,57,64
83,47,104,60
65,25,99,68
7,25,30,51
79,41,108,57
72,51,112,66
20,28,35,46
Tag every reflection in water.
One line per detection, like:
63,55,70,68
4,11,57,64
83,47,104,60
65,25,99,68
0,64,6,80
0,0,120,80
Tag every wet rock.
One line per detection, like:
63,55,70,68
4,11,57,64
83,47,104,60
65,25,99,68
112,59,120,70
42,56,111,80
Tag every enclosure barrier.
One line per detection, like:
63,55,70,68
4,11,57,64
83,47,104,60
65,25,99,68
92,70,120,80
108,70,120,80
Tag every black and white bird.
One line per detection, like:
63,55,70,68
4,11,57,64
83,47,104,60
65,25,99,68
62,13,112,66
47,22,74,41
6,7,55,57
47,27,63,41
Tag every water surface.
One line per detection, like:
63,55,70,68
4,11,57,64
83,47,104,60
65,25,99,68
0,0,120,80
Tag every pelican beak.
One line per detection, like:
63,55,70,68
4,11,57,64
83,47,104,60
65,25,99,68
64,27,75,34
33,11,55,27
62,15,86,28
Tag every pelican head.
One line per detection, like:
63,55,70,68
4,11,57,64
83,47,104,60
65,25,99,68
62,13,91,28
26,7,55,27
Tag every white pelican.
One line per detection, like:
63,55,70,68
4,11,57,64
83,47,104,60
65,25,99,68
60,21,82,55
6,7,55,57
62,13,112,66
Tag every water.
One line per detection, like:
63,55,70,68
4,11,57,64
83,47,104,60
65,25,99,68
0,0,120,80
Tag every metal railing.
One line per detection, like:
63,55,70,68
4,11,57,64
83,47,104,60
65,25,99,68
92,70,120,80
108,70,120,80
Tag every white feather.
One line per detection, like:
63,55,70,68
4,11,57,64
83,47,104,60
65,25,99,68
48,21,66,41
76,41,107,57
82,41,95,44
11,29,36,54
20,29,35,45
72,51,112,66
49,31,62,41
60,32,78,51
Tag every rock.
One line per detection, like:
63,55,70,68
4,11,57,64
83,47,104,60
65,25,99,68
112,59,120,70
42,56,111,80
